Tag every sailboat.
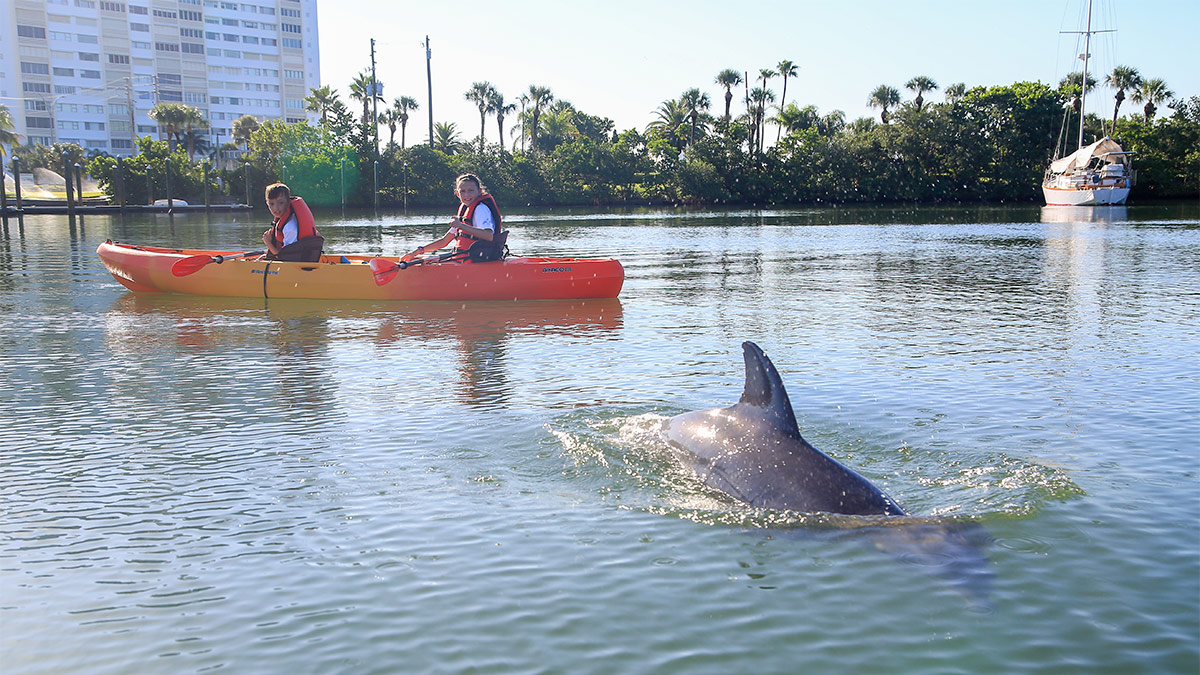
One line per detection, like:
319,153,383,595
1042,0,1134,206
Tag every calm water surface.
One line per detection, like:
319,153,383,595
1,203,1197,673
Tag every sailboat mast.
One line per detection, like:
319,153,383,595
1078,0,1093,150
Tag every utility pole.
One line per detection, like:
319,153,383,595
426,35,434,147
126,78,137,155
370,38,380,158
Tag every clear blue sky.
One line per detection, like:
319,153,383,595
318,0,1198,145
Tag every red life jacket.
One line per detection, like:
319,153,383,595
270,196,320,247
453,194,502,251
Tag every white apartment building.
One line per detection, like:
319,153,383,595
0,0,319,159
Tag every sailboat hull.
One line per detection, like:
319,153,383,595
1042,184,1130,206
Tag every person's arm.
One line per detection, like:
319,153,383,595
262,228,281,255
402,227,457,261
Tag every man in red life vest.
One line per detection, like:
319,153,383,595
404,173,506,263
262,182,324,262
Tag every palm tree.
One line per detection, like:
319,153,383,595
773,103,819,137
488,90,516,152
432,121,461,155
775,60,799,142
180,107,208,160
378,108,398,147
1105,65,1142,133
646,98,687,151
348,70,381,126
679,88,711,147
231,114,259,151
867,84,901,124
1130,78,1174,121
0,104,19,162
526,85,554,153
715,69,742,122
905,75,938,112
817,110,846,137
391,96,418,150
465,81,495,151
944,83,967,103
1059,72,1098,116
304,85,339,126
516,94,530,152
750,87,775,153
149,102,206,157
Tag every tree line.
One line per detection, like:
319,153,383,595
2,62,1196,208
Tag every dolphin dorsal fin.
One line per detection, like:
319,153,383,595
738,341,800,433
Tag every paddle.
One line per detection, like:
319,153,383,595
171,250,266,277
369,251,462,285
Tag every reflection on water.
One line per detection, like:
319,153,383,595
1040,205,1128,224
107,293,623,410
375,299,623,407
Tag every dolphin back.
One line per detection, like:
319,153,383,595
665,342,907,516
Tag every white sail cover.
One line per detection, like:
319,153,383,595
1050,137,1127,174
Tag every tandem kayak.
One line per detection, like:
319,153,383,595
97,241,624,301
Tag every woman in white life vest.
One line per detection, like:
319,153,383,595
404,173,505,262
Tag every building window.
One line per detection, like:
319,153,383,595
53,67,76,77
155,42,180,52
17,25,48,38
160,90,183,101
112,139,133,149
158,73,181,85
21,62,51,75
181,42,204,54
282,38,301,49
100,2,125,11
25,100,49,111
80,70,101,78
77,34,99,44
24,82,52,93
281,23,301,33
108,54,130,64
152,9,177,19
180,28,203,38
79,52,100,61
129,5,147,14
180,10,202,21
55,85,77,94
130,22,149,31
27,117,54,129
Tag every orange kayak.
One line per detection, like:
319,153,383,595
97,241,624,301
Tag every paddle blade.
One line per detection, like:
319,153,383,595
369,257,401,286
171,254,215,276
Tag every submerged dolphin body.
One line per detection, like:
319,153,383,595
663,341,994,609
664,341,906,516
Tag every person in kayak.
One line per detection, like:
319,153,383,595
404,173,506,262
262,182,325,262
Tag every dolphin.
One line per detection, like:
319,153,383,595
662,342,994,610
664,341,906,516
